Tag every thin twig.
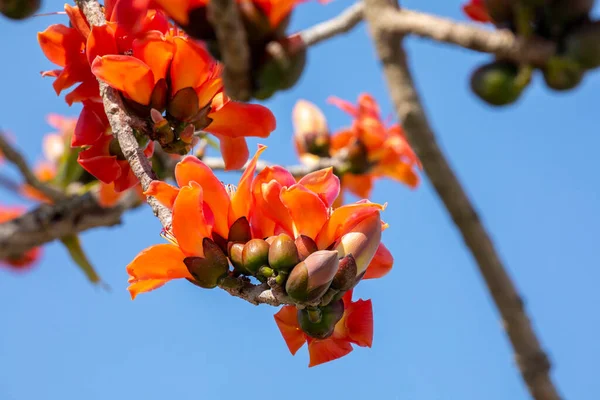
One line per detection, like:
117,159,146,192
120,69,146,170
0,133,66,202
299,2,365,46
363,1,562,399
207,0,251,101
76,0,172,230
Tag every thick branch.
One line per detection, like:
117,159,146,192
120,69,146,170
0,133,66,202
299,2,365,46
0,191,140,259
76,0,172,230
207,0,251,101
363,1,562,399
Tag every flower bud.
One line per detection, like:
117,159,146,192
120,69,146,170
179,124,195,144
168,87,200,122
334,213,382,276
470,61,524,107
258,266,274,278
184,238,229,288
331,254,357,291
228,242,245,272
295,235,318,261
242,239,270,274
0,0,40,20
293,100,331,157
152,109,174,146
285,250,339,303
543,57,584,92
268,234,299,272
228,217,252,243
297,300,344,339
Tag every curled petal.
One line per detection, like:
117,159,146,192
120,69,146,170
219,136,249,171
208,93,276,138
91,55,155,105
73,101,109,146
307,338,353,368
126,243,190,299
229,145,267,223
170,37,214,95
259,179,294,235
280,184,328,239
298,168,340,208
64,4,91,38
172,182,210,257
274,306,306,356
316,202,385,249
132,31,175,83
77,149,121,185
86,24,118,65
363,243,393,280
65,79,100,105
144,181,179,209
38,24,84,67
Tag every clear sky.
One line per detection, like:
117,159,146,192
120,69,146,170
1,1,599,399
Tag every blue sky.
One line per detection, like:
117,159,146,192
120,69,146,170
1,1,599,399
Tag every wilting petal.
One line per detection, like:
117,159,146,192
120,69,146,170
298,168,340,208
132,31,174,82
307,338,353,368
274,306,306,355
342,173,373,199
91,55,155,105
219,136,249,171
175,156,230,237
363,243,393,280
126,243,190,299
280,184,328,239
316,202,385,249
86,24,118,65
208,93,276,138
229,145,267,223
37,24,84,67
144,180,179,209
172,182,210,257
170,36,213,95
343,298,373,347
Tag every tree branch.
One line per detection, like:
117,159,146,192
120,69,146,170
76,0,172,230
363,1,562,399
299,2,365,46
207,0,251,101
0,133,66,202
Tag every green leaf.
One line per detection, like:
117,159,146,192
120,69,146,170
60,234,109,290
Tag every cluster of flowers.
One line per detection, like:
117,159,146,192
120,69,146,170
462,0,600,105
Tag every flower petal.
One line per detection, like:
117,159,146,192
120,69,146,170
307,338,353,368
126,243,190,299
316,201,385,249
207,93,276,138
229,145,266,223
170,36,214,95
342,173,373,199
363,243,393,280
274,306,306,356
172,182,210,257
86,24,118,65
91,55,155,105
144,180,179,209
38,24,84,67
343,298,373,347
298,167,340,208
64,4,90,38
175,156,230,237
65,79,100,105
218,136,249,171
280,184,328,239
132,31,174,83
327,96,358,118
73,101,109,146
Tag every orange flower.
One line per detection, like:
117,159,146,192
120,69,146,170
462,0,491,23
127,145,391,298
274,289,373,367
0,206,43,270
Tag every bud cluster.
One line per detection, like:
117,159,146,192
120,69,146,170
469,0,600,106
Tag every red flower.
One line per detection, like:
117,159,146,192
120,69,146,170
274,289,373,367
462,0,491,23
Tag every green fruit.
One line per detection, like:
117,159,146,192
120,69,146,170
0,0,40,20
543,57,585,91
470,61,524,106
268,234,299,272
297,300,345,339
242,239,270,274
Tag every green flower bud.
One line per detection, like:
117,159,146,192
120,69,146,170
331,254,358,292
0,0,40,20
228,242,245,272
295,235,318,261
297,300,345,339
275,272,288,286
543,57,584,91
228,217,252,244
285,250,339,303
470,61,524,106
184,238,229,288
242,239,270,274
268,234,300,272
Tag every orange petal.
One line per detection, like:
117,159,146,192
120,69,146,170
170,36,213,95
374,161,419,189
152,0,205,25
175,156,230,238
111,0,152,32
91,55,155,105
307,338,353,367
229,145,266,223
132,31,174,83
259,179,294,235
253,0,298,27
64,4,90,38
315,201,385,249
298,167,340,208
86,24,118,65
280,184,328,239
98,181,123,208
342,173,373,199
218,136,249,171
327,96,358,118
343,298,373,347
363,243,393,280
144,180,179,209
330,129,355,151
126,243,190,299
273,306,306,355
37,24,83,67
195,77,223,109
207,93,276,138
172,182,210,257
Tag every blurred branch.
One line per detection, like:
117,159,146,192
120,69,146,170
207,0,251,101
0,191,141,260
363,1,561,400
300,2,365,46
0,133,66,202
76,0,173,230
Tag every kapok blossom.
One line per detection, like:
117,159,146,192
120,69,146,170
0,206,42,270
462,0,491,23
